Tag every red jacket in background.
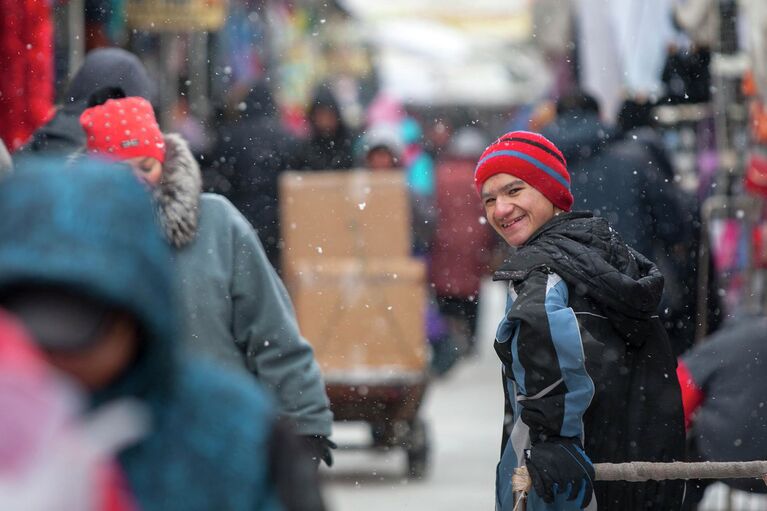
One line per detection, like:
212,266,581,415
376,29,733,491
429,159,496,299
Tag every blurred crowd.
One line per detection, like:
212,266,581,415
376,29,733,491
2,0,767,510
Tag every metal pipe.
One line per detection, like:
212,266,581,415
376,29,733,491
67,0,85,80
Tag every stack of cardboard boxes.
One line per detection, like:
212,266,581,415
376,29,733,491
280,170,427,382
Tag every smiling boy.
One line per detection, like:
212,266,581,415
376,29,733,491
475,131,685,511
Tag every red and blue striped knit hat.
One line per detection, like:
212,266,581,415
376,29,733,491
474,130,573,212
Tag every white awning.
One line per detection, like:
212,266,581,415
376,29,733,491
337,0,550,106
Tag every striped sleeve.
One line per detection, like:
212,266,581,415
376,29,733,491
507,269,595,443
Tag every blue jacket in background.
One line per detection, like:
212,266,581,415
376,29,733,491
542,111,688,261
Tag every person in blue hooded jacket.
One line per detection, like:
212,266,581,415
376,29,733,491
0,157,324,511
541,93,705,356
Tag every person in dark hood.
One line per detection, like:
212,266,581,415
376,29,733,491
78,96,334,473
212,81,298,269
296,84,355,171
541,92,684,261
615,98,720,355
475,131,685,510
542,93,699,356
0,157,282,511
15,47,156,158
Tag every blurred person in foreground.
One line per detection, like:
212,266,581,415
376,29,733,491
15,47,155,158
0,157,295,510
0,310,139,510
79,94,334,468
542,92,698,356
475,131,685,510
677,316,767,510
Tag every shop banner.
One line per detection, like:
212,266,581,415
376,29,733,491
126,0,227,32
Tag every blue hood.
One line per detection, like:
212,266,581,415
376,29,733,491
0,157,177,404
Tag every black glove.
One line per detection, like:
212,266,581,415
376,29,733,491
524,437,594,508
300,435,337,468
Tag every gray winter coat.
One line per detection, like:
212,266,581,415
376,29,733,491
156,133,332,437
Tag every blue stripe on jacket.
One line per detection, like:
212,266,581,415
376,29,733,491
495,272,596,511
544,276,595,438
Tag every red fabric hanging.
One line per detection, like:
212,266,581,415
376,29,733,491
0,0,54,151
676,360,704,431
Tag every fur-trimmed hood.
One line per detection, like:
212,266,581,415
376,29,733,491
67,133,201,247
154,133,202,248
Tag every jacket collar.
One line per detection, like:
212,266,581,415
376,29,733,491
523,211,593,246
153,133,202,248
495,211,664,321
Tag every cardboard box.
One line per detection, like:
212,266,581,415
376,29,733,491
279,170,412,273
290,257,428,380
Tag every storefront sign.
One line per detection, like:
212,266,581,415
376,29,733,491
126,0,227,32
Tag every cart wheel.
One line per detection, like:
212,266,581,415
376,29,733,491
406,418,430,479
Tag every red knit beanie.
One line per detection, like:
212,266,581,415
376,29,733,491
79,97,165,163
474,130,573,212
